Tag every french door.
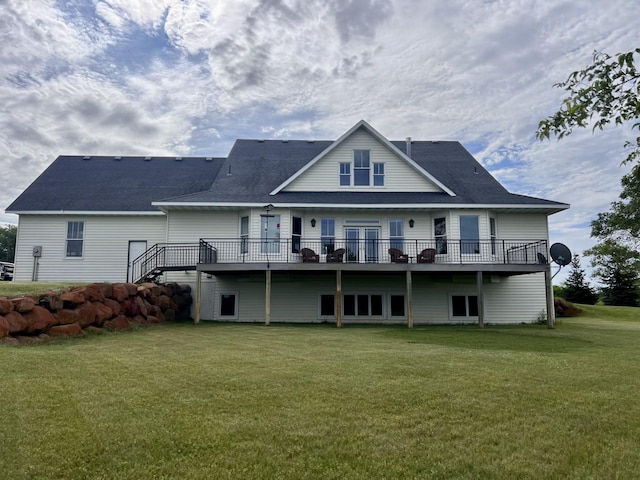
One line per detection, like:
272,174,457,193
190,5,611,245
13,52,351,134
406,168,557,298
345,227,380,263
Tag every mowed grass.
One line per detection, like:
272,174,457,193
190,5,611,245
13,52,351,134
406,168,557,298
2,306,640,479
0,282,83,298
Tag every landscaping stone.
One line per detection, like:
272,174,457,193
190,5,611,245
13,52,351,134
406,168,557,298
48,323,82,337
0,297,14,315
38,293,64,312
61,291,85,307
0,315,9,338
84,325,103,334
55,309,79,325
24,306,57,334
5,311,28,334
11,297,36,313
1,336,19,346
94,302,114,325
78,284,106,303
124,283,138,296
111,284,129,302
103,298,121,316
76,302,98,327
104,315,130,330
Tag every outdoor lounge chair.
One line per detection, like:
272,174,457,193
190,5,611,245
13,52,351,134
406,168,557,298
301,248,320,263
326,248,346,263
388,248,409,263
417,248,436,264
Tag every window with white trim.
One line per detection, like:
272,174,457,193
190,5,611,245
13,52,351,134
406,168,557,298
490,217,497,255
389,294,406,318
321,218,335,254
434,217,447,254
373,162,384,186
354,150,370,186
66,221,84,257
389,219,404,250
339,162,351,186
343,294,384,317
460,215,480,254
450,294,478,318
319,294,335,317
220,293,238,319
292,216,302,254
240,216,249,254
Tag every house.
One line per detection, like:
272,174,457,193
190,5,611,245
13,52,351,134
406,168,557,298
6,121,568,326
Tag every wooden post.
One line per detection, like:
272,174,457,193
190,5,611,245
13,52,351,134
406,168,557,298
476,271,484,328
194,270,202,324
336,269,342,328
406,270,413,329
545,267,555,329
265,269,271,326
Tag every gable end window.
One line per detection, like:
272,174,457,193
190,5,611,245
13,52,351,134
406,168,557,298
339,163,351,186
373,163,384,186
354,150,370,186
66,221,84,257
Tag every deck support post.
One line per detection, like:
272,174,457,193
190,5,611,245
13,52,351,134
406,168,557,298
476,271,484,328
265,269,271,326
406,270,413,329
194,270,202,324
336,269,342,328
545,267,554,329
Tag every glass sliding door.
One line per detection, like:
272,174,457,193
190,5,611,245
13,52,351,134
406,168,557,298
344,227,380,263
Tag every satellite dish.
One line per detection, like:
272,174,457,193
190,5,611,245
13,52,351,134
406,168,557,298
550,243,572,266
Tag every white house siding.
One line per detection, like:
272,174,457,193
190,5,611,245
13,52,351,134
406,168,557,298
284,129,441,193
495,212,548,240
13,214,166,282
483,273,547,324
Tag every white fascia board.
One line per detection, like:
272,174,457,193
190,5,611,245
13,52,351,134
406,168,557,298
7,210,165,216
153,201,569,212
269,120,456,196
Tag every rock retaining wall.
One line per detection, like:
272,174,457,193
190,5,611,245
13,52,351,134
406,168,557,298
0,282,192,345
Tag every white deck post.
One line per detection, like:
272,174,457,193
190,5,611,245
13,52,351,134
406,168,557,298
194,270,202,324
545,267,555,329
265,269,271,326
476,271,484,328
336,269,342,328
406,270,413,329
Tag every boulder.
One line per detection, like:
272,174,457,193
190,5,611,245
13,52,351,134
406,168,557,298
24,306,57,333
1,336,19,346
93,283,113,299
84,325,103,335
147,315,160,324
0,297,13,315
103,298,121,317
48,323,82,337
111,284,129,302
5,311,28,334
55,309,79,325
11,297,36,313
76,302,98,327
0,316,9,338
135,296,149,317
104,315,130,331
61,291,85,307
131,315,146,324
124,283,138,296
164,309,176,322
37,333,51,342
38,293,64,312
78,285,106,303
94,302,114,325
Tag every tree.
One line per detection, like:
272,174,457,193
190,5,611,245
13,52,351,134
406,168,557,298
563,254,599,305
0,225,17,263
585,239,640,307
537,49,640,165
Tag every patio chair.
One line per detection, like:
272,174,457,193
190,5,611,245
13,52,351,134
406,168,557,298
388,248,409,264
301,248,320,263
326,248,346,263
417,248,436,264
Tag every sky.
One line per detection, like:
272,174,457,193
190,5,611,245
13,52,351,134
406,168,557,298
1,0,638,284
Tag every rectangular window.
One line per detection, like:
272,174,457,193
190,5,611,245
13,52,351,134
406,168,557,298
389,219,404,250
460,215,480,254
240,216,249,254
490,217,497,255
292,216,302,254
343,294,384,317
389,295,405,317
320,294,335,317
321,218,335,254
354,150,370,186
339,162,351,186
66,221,84,257
434,217,447,254
451,295,478,318
373,163,384,186
261,214,280,254
220,293,238,318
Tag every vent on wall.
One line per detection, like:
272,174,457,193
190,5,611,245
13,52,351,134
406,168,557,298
114,156,122,160
83,156,91,160
144,156,152,161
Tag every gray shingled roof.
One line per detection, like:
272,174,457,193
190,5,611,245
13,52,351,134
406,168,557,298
7,156,225,212
7,137,568,213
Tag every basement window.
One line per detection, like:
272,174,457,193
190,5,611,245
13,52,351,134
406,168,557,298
450,294,478,319
220,293,238,319
66,221,84,257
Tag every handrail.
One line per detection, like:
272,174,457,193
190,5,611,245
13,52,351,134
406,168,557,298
131,243,200,283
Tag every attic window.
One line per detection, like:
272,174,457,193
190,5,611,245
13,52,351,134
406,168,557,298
353,150,370,186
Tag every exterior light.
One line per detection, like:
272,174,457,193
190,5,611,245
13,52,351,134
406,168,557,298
409,219,415,228
311,218,316,228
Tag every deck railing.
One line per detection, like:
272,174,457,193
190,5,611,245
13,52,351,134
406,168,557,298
131,243,201,282
198,238,548,265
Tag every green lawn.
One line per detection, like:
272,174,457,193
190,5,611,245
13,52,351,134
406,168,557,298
0,282,83,298
2,306,640,479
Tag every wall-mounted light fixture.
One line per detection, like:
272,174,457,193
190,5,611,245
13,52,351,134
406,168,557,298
311,218,317,228
409,219,415,228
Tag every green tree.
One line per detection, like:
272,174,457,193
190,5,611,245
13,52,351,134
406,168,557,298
563,254,599,305
0,224,17,262
537,49,640,165
585,239,640,307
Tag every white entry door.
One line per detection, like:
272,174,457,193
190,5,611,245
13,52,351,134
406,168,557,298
128,241,147,282
345,227,380,263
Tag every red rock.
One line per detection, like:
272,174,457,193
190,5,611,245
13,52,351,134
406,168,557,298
11,297,35,313
84,325,103,335
103,298,121,316
104,315,130,331
131,315,146,324
0,316,9,338
94,302,114,325
37,333,51,342
48,323,82,337
147,315,159,324
38,293,64,312
137,285,151,298
5,311,28,334
55,309,79,325
111,284,129,302
164,309,176,322
157,295,171,310
0,297,13,315
16,335,42,345
124,283,138,296
1,336,19,346
120,297,139,317
61,291,85,307
78,285,106,303
24,306,57,333
93,283,113,299
76,302,98,327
